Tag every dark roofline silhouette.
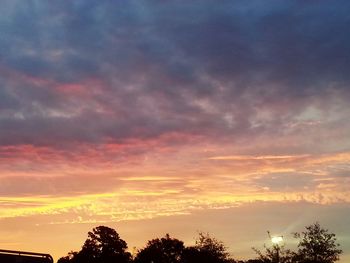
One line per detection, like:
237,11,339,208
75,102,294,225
0,249,53,263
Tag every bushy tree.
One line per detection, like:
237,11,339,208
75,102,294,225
134,234,184,263
293,222,342,263
183,232,234,263
58,226,131,263
252,223,342,263
252,242,293,263
57,251,78,263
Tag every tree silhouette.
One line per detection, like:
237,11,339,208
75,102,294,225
183,232,234,263
252,223,342,263
252,242,293,263
57,251,78,263
252,231,293,263
57,226,131,263
293,222,342,263
57,223,343,263
134,234,184,263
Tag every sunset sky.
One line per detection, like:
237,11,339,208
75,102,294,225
0,1,349,262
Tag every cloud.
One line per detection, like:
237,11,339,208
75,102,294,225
0,0,349,232
0,0,349,151
208,154,310,161
253,172,316,192
0,2,349,261
0,174,124,197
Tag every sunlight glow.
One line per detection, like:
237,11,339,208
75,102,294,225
271,236,283,244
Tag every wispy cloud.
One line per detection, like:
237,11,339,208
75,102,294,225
208,154,310,161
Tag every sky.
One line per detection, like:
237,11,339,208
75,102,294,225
0,0,349,261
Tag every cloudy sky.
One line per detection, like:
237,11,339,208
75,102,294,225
0,0,349,261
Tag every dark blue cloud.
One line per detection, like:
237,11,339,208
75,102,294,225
0,0,349,148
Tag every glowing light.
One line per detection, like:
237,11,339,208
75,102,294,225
271,236,283,244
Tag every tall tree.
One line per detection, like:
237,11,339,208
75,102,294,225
293,222,342,263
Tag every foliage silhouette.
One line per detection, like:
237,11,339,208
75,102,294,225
252,223,342,263
293,222,342,263
252,242,293,263
57,226,131,263
57,222,342,263
57,251,78,263
133,233,184,263
183,232,234,263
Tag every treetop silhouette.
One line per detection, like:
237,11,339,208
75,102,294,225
57,222,342,263
58,226,131,263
